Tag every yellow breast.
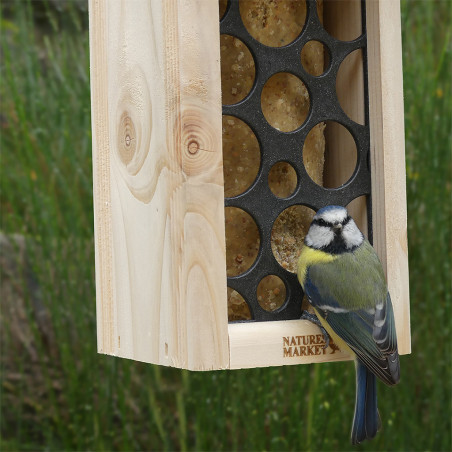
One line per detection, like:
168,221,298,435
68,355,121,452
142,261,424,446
297,246,355,358
297,245,337,288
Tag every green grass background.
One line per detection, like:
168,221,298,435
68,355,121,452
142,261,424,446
1,1,451,450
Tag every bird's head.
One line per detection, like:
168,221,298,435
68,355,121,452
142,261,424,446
305,205,364,253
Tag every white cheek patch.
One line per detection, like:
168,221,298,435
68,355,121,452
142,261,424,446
315,207,347,224
342,219,364,249
305,224,334,248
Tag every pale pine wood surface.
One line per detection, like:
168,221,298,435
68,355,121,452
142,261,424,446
367,0,411,355
323,0,410,355
89,0,229,370
229,320,353,370
89,0,114,355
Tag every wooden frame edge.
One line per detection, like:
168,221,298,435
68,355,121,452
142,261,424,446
228,321,353,370
89,0,115,355
367,0,411,355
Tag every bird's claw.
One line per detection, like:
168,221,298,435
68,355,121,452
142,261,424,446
300,311,330,349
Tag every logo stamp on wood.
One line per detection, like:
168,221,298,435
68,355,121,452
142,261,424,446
283,335,340,357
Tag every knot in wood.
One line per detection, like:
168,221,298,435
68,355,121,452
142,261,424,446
118,112,136,166
179,107,220,177
115,68,152,181
188,140,199,155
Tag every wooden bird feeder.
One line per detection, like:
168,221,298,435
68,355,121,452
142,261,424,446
89,0,410,370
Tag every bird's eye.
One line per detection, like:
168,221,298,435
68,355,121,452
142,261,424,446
317,219,328,227
342,215,351,226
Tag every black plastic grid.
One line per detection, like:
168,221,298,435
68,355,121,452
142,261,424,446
221,0,371,322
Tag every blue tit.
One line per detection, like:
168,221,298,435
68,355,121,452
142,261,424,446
297,205,400,445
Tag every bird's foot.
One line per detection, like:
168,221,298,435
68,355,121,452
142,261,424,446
300,311,330,349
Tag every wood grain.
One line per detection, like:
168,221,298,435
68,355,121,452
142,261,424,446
229,320,353,369
89,0,114,354
366,0,411,355
89,0,229,370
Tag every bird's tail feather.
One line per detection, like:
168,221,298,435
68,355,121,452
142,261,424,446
351,360,382,445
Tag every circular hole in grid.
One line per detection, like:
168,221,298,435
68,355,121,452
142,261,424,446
219,0,228,20
303,121,357,189
336,49,365,125
323,121,358,188
271,205,316,273
257,275,286,312
268,161,297,198
301,294,310,313
323,0,362,42
301,40,331,76
301,122,326,187
222,115,260,197
239,0,307,48
225,207,260,277
261,73,310,132
220,35,255,105
227,287,252,321
346,195,368,239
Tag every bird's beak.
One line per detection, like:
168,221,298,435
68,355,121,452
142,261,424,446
333,223,343,231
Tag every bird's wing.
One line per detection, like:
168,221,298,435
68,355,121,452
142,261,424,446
304,244,399,386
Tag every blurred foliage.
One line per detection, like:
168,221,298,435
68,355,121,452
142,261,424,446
0,0,451,451
1,0,88,31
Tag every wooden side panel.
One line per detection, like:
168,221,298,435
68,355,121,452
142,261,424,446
89,0,229,370
367,0,411,354
229,321,352,370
